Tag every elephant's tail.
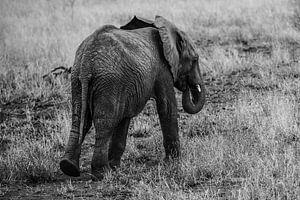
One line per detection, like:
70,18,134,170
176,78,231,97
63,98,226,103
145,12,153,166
78,77,90,145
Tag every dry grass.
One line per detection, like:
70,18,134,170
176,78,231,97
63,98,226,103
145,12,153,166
0,0,300,199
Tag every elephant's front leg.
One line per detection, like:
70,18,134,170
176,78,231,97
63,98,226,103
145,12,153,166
108,118,131,169
155,83,180,160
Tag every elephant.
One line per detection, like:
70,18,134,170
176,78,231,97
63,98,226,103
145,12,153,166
60,16,205,179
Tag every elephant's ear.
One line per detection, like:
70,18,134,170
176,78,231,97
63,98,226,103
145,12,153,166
120,16,155,30
154,16,186,82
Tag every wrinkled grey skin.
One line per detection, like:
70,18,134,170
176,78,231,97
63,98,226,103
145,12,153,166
60,16,205,179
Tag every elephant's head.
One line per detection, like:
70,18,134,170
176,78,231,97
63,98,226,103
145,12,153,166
154,16,205,114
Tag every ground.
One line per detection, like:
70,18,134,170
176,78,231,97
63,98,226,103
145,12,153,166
0,0,300,199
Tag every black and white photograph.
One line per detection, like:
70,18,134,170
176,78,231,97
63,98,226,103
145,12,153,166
0,0,299,199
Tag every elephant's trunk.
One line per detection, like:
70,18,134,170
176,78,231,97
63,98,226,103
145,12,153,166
182,82,205,114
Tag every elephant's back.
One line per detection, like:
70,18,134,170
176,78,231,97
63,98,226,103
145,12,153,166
73,25,163,116
77,26,157,75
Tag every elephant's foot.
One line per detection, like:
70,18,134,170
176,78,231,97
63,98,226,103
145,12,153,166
91,163,111,181
109,159,121,170
60,158,80,177
91,171,105,181
164,140,181,161
91,168,110,181
164,150,181,163
164,155,180,164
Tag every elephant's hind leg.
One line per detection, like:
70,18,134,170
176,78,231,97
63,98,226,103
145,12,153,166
108,118,131,169
60,106,92,177
91,117,118,179
60,158,80,177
